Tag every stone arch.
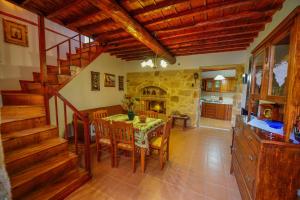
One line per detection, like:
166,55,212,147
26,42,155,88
136,82,169,95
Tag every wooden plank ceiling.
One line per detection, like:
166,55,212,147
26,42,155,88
10,0,285,62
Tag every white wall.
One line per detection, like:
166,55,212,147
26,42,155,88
0,0,77,91
126,51,247,72
49,53,128,136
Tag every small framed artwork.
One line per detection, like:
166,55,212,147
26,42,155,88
3,19,28,47
104,73,115,87
118,76,124,91
91,71,100,91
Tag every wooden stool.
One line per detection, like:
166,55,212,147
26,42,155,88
171,115,190,129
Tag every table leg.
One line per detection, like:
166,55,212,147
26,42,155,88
141,148,146,173
172,117,175,128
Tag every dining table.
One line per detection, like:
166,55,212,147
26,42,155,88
104,114,164,173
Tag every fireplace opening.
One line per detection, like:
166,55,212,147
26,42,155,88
148,100,166,113
140,86,167,114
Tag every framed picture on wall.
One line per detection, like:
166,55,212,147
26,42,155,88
104,73,115,87
91,71,100,91
3,19,28,47
118,76,124,91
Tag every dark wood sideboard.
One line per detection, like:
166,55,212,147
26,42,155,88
231,115,300,200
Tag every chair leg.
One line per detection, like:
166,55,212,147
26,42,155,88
114,146,119,168
159,151,164,170
132,150,136,173
97,143,101,162
166,141,170,161
110,145,114,167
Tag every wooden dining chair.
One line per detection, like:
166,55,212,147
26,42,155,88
140,110,158,118
111,121,136,172
149,118,172,170
93,118,114,167
93,109,108,119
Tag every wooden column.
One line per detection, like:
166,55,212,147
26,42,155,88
38,15,50,124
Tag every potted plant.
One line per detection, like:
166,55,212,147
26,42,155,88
122,95,137,120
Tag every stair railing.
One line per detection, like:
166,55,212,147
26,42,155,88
45,33,95,75
48,88,91,175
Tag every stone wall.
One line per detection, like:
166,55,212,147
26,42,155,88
127,69,201,127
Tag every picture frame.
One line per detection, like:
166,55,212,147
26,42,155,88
3,19,28,47
91,71,100,91
118,76,124,91
104,73,115,87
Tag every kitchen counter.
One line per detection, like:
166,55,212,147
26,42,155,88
201,101,232,120
200,99,233,105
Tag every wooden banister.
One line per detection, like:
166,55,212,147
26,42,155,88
49,88,91,175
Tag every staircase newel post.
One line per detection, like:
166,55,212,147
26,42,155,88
38,15,50,124
83,113,91,176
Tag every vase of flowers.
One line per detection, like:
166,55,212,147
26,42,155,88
122,95,137,120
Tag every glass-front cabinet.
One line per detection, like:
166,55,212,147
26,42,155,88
268,32,290,102
251,50,266,99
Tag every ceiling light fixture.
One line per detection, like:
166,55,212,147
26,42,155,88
214,75,225,80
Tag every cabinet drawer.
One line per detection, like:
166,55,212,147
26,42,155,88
243,125,260,154
232,154,252,200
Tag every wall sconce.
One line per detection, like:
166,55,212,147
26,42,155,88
242,73,248,84
192,72,199,87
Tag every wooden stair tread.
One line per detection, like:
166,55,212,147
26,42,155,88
5,138,67,164
1,92,43,96
1,125,56,142
1,114,46,124
22,168,89,200
11,152,77,189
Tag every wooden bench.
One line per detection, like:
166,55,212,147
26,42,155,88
171,115,190,129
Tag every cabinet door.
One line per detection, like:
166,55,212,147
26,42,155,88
206,80,213,91
251,50,266,99
214,80,221,92
221,79,228,92
267,32,290,102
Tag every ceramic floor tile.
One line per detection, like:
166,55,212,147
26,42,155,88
66,125,241,200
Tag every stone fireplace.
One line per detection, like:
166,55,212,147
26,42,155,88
127,69,201,126
139,86,167,114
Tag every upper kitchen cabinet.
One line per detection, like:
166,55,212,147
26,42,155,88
202,78,236,92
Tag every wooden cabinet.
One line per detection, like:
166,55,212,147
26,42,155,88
231,116,300,200
201,102,232,120
202,78,236,92
248,7,300,140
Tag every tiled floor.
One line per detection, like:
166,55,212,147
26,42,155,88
67,126,241,200
198,117,232,130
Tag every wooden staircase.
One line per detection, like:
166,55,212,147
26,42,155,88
0,40,104,199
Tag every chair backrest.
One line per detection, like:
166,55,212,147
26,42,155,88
93,118,111,142
111,121,135,145
140,110,158,118
160,118,172,149
93,109,108,119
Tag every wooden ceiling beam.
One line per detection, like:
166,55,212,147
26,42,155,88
161,28,262,45
170,42,250,52
78,19,115,32
129,0,189,16
163,32,258,45
65,10,102,27
168,38,254,49
169,39,253,49
107,42,144,50
111,49,153,56
174,48,246,56
144,0,254,28
156,11,269,34
171,44,249,53
107,46,148,53
87,0,176,64
47,0,83,19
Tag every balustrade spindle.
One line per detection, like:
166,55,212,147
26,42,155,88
55,95,58,127
57,45,61,75
68,39,71,67
64,102,68,140
89,37,91,62
79,34,82,68
73,115,78,155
